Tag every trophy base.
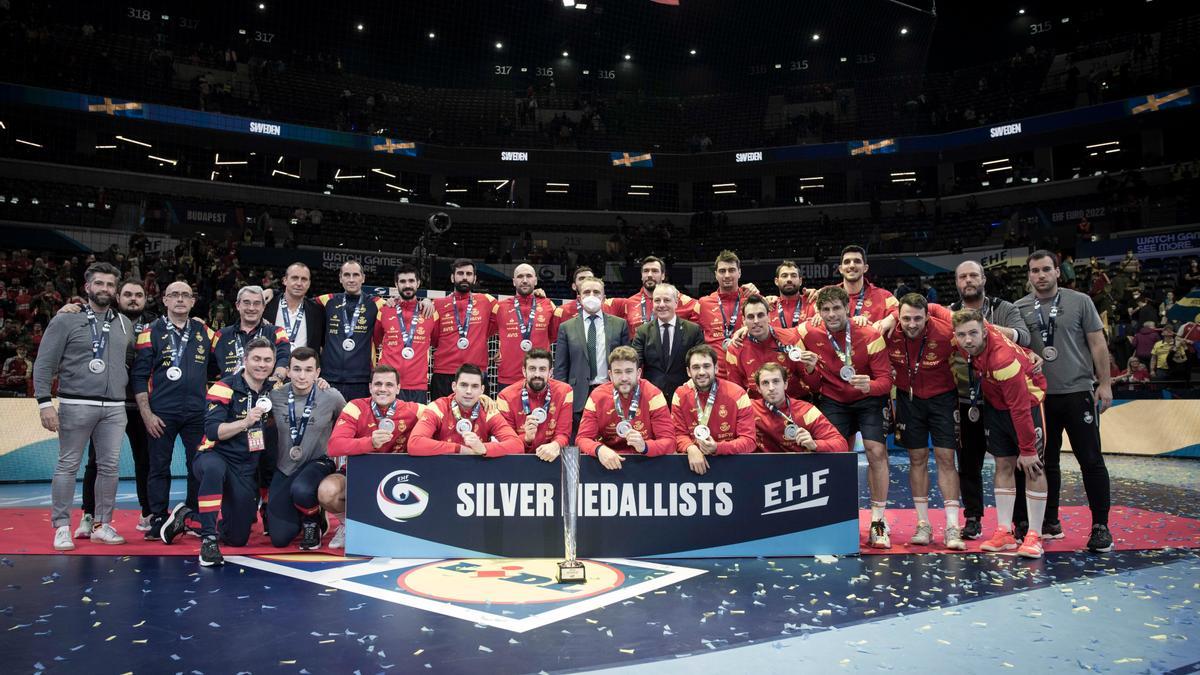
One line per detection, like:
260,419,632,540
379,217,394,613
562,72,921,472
557,560,587,583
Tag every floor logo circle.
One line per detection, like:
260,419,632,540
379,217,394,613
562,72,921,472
397,558,625,604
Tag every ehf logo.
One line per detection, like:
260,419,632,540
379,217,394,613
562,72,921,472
377,470,430,522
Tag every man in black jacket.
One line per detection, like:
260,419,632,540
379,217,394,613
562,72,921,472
265,263,326,352
632,283,704,404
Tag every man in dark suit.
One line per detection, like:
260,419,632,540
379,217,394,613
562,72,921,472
264,263,326,352
633,283,704,403
553,277,630,436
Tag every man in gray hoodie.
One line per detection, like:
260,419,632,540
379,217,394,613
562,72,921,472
34,262,134,550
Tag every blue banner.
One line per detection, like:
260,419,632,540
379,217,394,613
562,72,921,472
1077,229,1200,260
345,453,860,558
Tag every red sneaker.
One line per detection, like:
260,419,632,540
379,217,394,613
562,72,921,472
1017,532,1043,559
980,528,1018,552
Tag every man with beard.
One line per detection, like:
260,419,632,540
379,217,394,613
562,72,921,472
726,295,812,401
952,309,1051,559
132,281,215,540
316,261,386,401
497,348,573,460
577,346,675,469
265,347,346,550
672,344,756,475
376,263,438,402
873,294,965,550
632,283,704,403
35,262,134,550
64,279,158,537
324,364,426,549
160,338,278,566
491,263,556,389
265,262,326,351
409,364,523,456
827,245,897,325
770,261,815,329
796,287,894,547
697,250,761,380
948,260,1030,539
607,256,699,332
751,363,847,453
431,259,496,399
1014,250,1114,553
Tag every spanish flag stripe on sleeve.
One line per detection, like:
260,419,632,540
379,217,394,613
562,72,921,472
736,393,751,409
866,336,887,355
206,382,233,403
135,330,153,349
671,392,682,408
563,391,574,405
340,402,361,419
198,437,216,451
648,393,667,410
316,293,333,307
993,359,1021,382
584,396,597,412
496,398,510,412
802,407,822,425
427,403,445,419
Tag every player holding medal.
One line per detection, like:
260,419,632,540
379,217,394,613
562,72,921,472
750,363,848,453
697,250,761,380
577,346,675,469
430,260,496,399
670,345,755,475
952,309,1051,559
796,286,894,548
409,364,523,456
375,264,437,403
725,295,813,400
497,348,574,460
491,263,556,389
316,260,386,402
263,347,345,550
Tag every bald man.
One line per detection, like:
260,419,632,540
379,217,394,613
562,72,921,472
491,263,556,389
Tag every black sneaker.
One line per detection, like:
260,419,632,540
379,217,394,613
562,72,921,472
317,508,329,537
299,521,321,551
160,503,192,545
1087,524,1114,553
259,504,270,536
962,517,982,540
1014,520,1029,541
199,536,225,567
144,514,166,541
1042,520,1065,540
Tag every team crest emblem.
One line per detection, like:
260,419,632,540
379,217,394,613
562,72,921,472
1083,411,1094,425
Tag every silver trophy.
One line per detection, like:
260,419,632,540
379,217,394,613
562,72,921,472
557,445,586,583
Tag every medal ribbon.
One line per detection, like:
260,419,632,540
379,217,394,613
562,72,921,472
340,293,365,341
371,399,398,423
765,398,800,428
395,301,418,349
513,295,536,341
1033,292,1060,348
232,323,265,372
163,317,191,370
281,301,305,343
612,383,642,422
826,324,853,367
904,332,928,396
692,382,717,427
84,306,112,362
778,296,803,328
521,386,552,417
287,386,317,447
451,400,481,432
452,293,474,341
718,294,741,342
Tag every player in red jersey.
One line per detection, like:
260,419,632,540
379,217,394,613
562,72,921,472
751,363,847,453
577,346,675,469
671,345,755,475
430,259,495,399
726,294,812,401
770,260,816,329
491,263,556,388
409,364,523,457
607,256,699,332
374,264,438,403
825,245,897,325
953,309,1050,559
496,348,573,461
696,250,761,379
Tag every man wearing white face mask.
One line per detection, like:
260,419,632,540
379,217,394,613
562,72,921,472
553,277,630,437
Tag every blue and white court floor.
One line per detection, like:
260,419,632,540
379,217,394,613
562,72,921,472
2,454,1198,674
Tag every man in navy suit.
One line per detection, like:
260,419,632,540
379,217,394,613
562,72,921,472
553,277,630,437
632,283,704,404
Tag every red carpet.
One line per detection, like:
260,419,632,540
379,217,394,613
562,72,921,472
0,509,341,556
857,505,1200,555
0,505,1197,556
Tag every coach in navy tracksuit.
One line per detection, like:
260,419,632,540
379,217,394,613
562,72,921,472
132,281,214,539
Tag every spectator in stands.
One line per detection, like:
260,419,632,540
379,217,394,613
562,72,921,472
1128,293,1157,327
1150,324,1191,382
1113,356,1150,386
2,343,32,394
1060,255,1077,289
1129,321,1160,364
1160,291,1176,323
1181,259,1200,295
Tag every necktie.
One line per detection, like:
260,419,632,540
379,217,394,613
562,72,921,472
661,322,672,369
586,315,598,381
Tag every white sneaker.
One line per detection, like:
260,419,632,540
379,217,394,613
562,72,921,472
329,525,345,549
74,513,94,539
54,525,75,551
136,515,153,532
90,523,126,545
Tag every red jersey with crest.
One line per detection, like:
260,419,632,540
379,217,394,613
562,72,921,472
577,379,674,456
328,397,425,460
751,398,848,453
670,379,756,455
408,395,523,457
496,379,574,451
725,326,811,400
431,291,496,375
608,289,700,332
883,302,957,399
960,324,1048,457
696,289,749,379
490,295,557,384
769,293,815,330
795,322,893,403
374,300,439,389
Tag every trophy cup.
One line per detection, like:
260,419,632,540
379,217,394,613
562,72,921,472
557,445,586,583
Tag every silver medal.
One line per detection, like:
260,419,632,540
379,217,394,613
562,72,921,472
88,358,106,374
401,346,415,360
722,338,732,350
166,366,183,381
968,406,981,423
616,420,633,438
256,397,273,413
783,423,800,441
1042,346,1058,362
839,365,856,382
288,445,302,461
455,418,474,434
787,348,804,362
529,407,548,424
342,338,357,351
520,339,533,352
456,337,470,350
693,424,711,440
378,418,396,432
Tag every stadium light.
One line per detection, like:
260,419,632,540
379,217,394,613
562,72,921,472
840,56,847,62
562,0,575,6
812,33,820,41
257,3,265,10
356,23,364,31
116,135,151,148
372,168,397,178
428,32,436,39
496,41,504,50
624,53,631,60
900,27,909,35
562,51,570,57
690,49,697,56
1018,8,1025,15
630,184,654,189
148,154,178,166
576,3,587,9
15,138,42,148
